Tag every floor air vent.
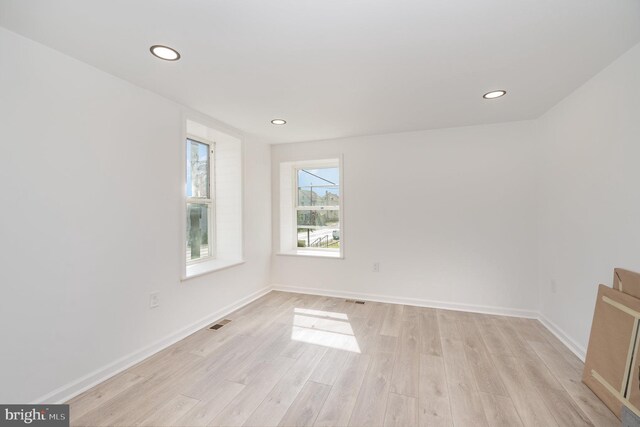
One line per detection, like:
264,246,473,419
345,299,366,304
209,319,231,330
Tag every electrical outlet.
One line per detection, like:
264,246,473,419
373,262,380,273
149,292,160,309
550,279,557,294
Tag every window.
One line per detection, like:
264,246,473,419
183,118,243,279
296,167,340,251
279,158,342,258
186,138,214,264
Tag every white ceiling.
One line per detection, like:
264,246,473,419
1,1,639,143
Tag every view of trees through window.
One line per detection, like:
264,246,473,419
186,138,212,262
296,167,340,249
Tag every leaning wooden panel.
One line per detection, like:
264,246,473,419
613,268,640,300
626,325,640,413
583,284,640,419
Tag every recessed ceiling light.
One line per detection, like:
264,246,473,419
150,45,181,61
483,90,506,99
271,119,287,125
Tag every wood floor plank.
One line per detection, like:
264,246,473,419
493,317,537,359
278,381,331,427
527,339,583,382
128,338,204,379
418,354,452,427
309,348,351,386
139,394,199,427
475,316,513,357
243,345,327,426
189,323,246,358
440,337,489,427
459,319,508,397
532,320,586,372
390,319,420,397
518,353,564,391
180,334,255,400
512,317,548,343
418,307,442,356
225,326,292,384
559,377,619,427
492,355,558,427
380,304,404,337
539,386,594,427
108,360,208,427
369,334,398,354
68,372,145,421
174,380,245,427
343,299,374,320
72,353,204,427
402,304,421,322
384,393,418,427
314,353,371,427
348,351,395,426
479,392,523,427
436,310,461,340
353,306,386,354
209,356,295,426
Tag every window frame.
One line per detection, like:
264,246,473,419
291,161,341,254
185,134,216,265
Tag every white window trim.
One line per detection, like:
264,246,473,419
278,157,344,259
180,112,245,280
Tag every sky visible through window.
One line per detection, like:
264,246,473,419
297,167,340,197
186,139,209,198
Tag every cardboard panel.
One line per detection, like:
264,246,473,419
627,329,640,411
583,285,640,419
614,269,640,300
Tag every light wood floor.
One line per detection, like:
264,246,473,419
68,291,618,427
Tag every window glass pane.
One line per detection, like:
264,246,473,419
297,210,340,249
186,139,210,198
298,186,340,207
297,168,339,207
186,203,210,261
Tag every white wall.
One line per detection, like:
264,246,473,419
0,27,271,403
537,42,640,357
271,121,540,315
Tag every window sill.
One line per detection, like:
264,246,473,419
276,250,343,259
182,259,245,281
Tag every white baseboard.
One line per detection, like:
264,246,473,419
537,313,586,361
34,286,271,404
272,284,587,361
271,284,539,319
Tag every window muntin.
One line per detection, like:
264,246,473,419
186,138,214,263
295,167,340,250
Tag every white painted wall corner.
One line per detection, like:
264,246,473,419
537,313,587,361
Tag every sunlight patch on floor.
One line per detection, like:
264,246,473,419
294,307,349,320
291,308,360,353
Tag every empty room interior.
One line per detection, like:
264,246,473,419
2,1,640,426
